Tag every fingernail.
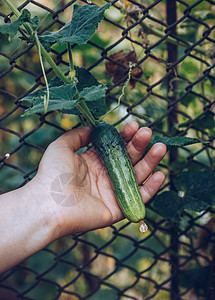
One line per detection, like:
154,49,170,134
138,127,152,137
154,142,167,154
129,121,139,130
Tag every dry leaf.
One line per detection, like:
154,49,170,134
105,50,143,88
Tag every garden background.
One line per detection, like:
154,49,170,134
0,0,215,299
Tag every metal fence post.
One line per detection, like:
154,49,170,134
207,243,215,300
166,0,179,299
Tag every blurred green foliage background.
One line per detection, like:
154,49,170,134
0,0,214,299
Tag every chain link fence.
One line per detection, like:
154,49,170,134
0,0,215,299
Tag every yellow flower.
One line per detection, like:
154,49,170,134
69,70,76,78
124,0,130,9
118,0,131,10
60,117,73,130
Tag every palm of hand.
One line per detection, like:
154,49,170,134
35,123,166,235
36,142,122,233
80,148,123,220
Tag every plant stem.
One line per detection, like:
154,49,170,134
76,102,97,127
35,33,50,113
67,43,74,73
3,0,20,17
78,115,86,127
40,45,71,84
18,28,29,40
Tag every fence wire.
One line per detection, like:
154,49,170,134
0,0,215,299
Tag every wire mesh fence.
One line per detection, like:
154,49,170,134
0,0,215,299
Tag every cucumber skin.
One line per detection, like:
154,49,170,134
90,123,145,223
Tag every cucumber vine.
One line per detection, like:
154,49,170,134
34,32,50,113
3,0,123,127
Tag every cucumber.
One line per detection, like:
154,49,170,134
91,123,147,230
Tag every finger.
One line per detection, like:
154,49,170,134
126,127,152,165
139,171,165,204
119,121,139,143
134,143,166,184
54,126,92,152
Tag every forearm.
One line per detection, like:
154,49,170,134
0,180,58,273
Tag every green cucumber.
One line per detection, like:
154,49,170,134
91,123,147,232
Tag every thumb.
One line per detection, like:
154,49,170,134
55,126,92,152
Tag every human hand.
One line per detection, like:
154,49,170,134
30,122,166,238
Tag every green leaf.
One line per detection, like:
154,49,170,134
20,67,107,116
179,266,210,297
193,112,215,130
180,92,196,107
0,9,31,38
47,66,100,90
88,289,118,300
61,84,107,116
76,66,99,91
153,171,215,222
145,135,207,154
20,84,78,116
39,3,110,51
52,43,67,54
153,191,184,222
79,84,107,101
174,171,215,212
29,16,40,30
61,67,107,116
76,68,107,116
179,112,215,135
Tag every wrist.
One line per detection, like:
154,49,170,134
0,179,61,272
23,177,61,245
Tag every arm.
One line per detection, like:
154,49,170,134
0,122,166,273
0,181,58,273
